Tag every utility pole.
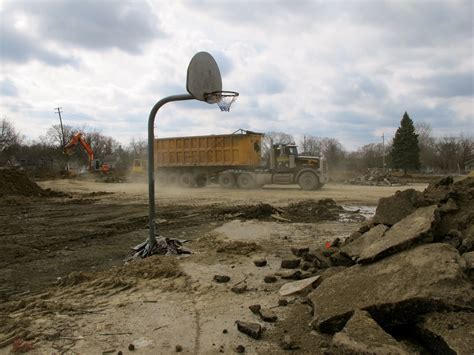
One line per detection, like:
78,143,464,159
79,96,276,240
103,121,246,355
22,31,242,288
54,107,68,172
382,133,385,172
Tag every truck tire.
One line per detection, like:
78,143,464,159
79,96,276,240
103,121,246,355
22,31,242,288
178,172,194,187
167,172,179,186
156,173,168,186
195,174,207,187
298,171,319,191
218,172,235,188
237,172,256,189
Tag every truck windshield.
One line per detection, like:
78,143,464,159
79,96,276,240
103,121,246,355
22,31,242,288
288,146,298,155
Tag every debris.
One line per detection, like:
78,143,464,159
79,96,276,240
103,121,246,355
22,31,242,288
357,205,439,264
310,244,473,333
213,275,231,283
129,237,191,259
235,344,245,353
280,334,300,350
415,311,474,355
263,275,277,283
279,270,302,280
271,214,291,222
281,258,301,269
249,304,261,314
236,321,262,339
346,168,404,186
222,329,228,334
128,343,135,351
332,310,409,354
372,189,425,226
253,259,267,267
340,224,389,261
259,309,278,323
279,275,320,297
278,299,288,307
231,283,247,294
175,344,183,352
329,252,354,267
463,251,474,274
291,246,309,257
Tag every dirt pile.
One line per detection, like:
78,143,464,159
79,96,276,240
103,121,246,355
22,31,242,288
0,169,65,197
257,177,474,353
218,199,360,223
346,168,404,186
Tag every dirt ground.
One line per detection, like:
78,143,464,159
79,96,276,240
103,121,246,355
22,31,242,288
0,179,428,354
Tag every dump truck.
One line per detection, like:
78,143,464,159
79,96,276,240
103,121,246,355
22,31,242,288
154,130,329,190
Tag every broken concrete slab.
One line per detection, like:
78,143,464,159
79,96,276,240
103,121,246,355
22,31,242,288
263,275,277,283
329,252,354,267
291,246,309,257
236,321,262,339
463,251,474,270
415,312,474,355
332,310,408,355
253,258,267,267
310,244,474,333
281,258,301,269
279,275,320,297
213,275,230,283
341,224,388,261
358,205,439,264
373,188,426,226
259,309,278,323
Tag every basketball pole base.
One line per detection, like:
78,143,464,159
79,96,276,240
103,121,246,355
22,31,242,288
145,94,194,255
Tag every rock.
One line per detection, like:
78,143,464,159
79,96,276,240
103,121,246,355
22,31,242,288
331,237,341,247
459,236,474,254
317,266,346,281
128,344,135,351
253,259,267,267
463,251,474,270
310,244,474,333
231,283,247,294
415,312,474,355
279,275,320,296
303,252,317,262
358,205,439,264
280,335,299,350
442,234,462,249
279,270,302,280
259,309,278,322
213,275,231,283
278,299,288,306
175,344,183,352
341,224,389,261
281,258,301,269
291,246,309,257
263,275,277,283
333,310,408,354
249,304,261,314
343,231,362,246
439,198,459,213
359,224,370,234
235,344,245,353
322,247,338,257
373,189,425,226
329,251,355,267
300,262,311,271
236,321,262,339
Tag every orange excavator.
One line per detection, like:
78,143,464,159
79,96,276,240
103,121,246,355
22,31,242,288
63,132,110,173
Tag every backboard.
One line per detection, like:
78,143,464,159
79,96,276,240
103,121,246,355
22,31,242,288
186,52,222,102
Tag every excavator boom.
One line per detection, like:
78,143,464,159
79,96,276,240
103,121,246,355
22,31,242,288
63,132,95,171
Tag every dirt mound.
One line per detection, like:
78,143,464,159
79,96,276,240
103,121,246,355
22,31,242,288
193,235,262,255
282,199,344,222
0,169,65,197
218,199,352,223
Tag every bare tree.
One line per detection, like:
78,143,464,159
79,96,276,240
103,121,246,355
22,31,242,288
415,122,437,171
261,131,295,160
128,138,147,158
0,118,22,152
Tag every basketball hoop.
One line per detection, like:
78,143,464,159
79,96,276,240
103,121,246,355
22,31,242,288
204,91,239,112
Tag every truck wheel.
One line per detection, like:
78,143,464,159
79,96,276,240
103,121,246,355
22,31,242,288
178,172,194,187
218,173,235,188
195,175,207,187
156,173,168,186
237,173,256,189
167,172,179,186
298,171,319,191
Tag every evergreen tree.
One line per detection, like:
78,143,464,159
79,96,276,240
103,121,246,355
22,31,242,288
390,112,420,175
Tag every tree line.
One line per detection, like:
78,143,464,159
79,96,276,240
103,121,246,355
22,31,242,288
1,115,472,175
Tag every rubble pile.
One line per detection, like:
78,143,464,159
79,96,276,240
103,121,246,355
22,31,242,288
346,168,404,186
237,177,474,353
0,169,65,197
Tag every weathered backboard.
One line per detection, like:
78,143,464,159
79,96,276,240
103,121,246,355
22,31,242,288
186,52,222,102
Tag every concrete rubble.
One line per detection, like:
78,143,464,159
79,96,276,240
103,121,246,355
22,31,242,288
346,168,404,186
240,176,474,353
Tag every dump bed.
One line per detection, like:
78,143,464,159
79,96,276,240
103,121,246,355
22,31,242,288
154,131,263,168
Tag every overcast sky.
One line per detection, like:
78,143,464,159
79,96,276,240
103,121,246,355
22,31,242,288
1,0,472,150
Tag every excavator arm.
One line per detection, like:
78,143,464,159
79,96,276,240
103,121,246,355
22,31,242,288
63,132,95,171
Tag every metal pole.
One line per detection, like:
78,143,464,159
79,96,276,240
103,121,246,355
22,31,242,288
382,133,385,173
146,94,194,254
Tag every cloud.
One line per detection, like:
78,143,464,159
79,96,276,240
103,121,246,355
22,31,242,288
419,71,474,98
3,0,163,55
0,78,19,97
0,24,78,66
